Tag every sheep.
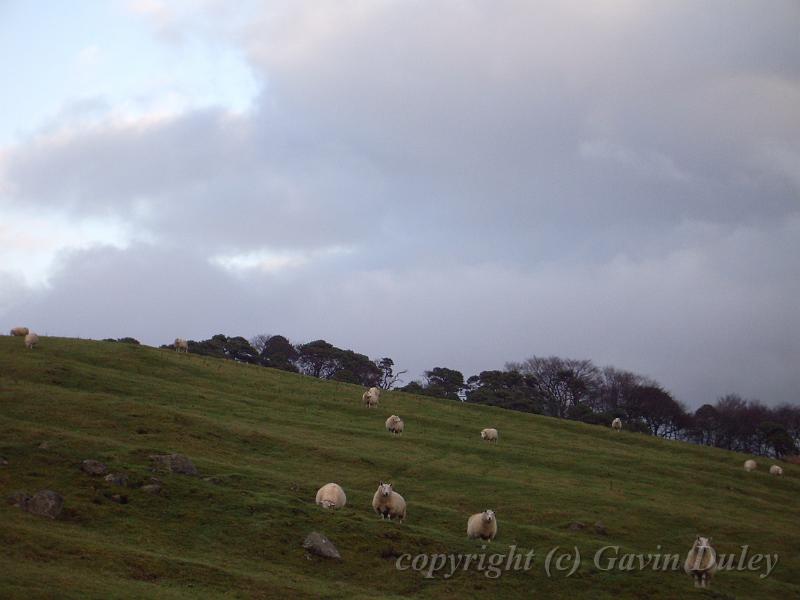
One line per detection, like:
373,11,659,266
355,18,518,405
10,327,29,337
24,333,39,349
174,338,189,353
315,483,347,509
372,482,406,523
480,428,498,442
769,465,784,476
467,509,498,542
684,536,717,589
385,415,404,435
743,459,757,472
611,417,622,431
362,386,380,407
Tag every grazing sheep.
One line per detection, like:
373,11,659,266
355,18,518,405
743,459,757,472
362,386,380,407
480,428,498,442
10,327,29,337
467,509,498,541
611,417,622,431
769,465,784,476
372,482,406,523
684,536,717,589
385,415,404,435
174,338,189,353
315,483,347,509
24,333,39,349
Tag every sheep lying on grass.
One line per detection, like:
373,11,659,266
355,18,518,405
467,509,498,541
743,459,757,472
385,415,404,435
372,482,406,523
684,536,717,589
315,483,347,509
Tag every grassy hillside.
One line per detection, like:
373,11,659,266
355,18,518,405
0,336,797,599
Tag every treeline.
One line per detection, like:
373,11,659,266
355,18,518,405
157,334,798,460
402,356,799,460
161,333,405,389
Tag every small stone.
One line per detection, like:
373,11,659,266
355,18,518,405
25,490,64,519
302,532,341,559
0,458,8,466
594,521,608,536
149,454,198,476
141,484,162,495
202,476,222,485
104,473,129,487
109,494,128,504
568,521,586,531
81,459,108,476
38,442,50,450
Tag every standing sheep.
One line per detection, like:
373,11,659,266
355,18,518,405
684,536,717,589
362,387,380,407
372,482,406,523
315,483,347,509
385,415,404,435
174,338,189,353
480,428,498,442
743,459,757,472
467,509,498,541
769,465,784,476
10,327,29,336
611,417,622,431
24,333,39,349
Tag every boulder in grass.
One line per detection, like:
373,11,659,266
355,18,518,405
150,454,198,476
81,459,108,476
302,532,341,559
11,490,64,519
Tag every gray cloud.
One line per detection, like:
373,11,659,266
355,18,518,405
1,1,799,405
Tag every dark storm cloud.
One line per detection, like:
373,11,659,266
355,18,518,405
1,1,799,405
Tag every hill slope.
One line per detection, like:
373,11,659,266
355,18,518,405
0,337,797,599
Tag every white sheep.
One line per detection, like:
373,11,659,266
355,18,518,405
385,415,404,435
372,482,406,523
611,417,622,431
684,536,717,588
769,465,784,476
315,483,347,509
480,428,498,442
743,459,757,472
10,327,29,337
467,509,498,541
174,338,189,353
362,386,380,407
24,333,39,349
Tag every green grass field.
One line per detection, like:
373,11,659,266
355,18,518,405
1,336,797,599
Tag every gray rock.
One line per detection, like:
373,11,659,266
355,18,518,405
303,532,341,559
150,454,198,476
141,484,162,495
568,521,586,531
594,521,608,536
104,473,129,487
25,490,64,519
81,459,108,476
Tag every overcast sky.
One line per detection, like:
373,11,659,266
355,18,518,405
1,1,798,406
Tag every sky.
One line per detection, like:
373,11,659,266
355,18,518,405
1,1,798,407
